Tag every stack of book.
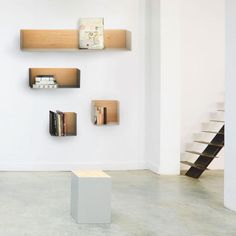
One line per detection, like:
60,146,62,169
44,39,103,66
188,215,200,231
94,107,107,125
79,18,104,50
49,111,66,136
33,75,58,88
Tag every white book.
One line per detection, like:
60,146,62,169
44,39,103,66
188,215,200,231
49,84,58,88
35,77,42,82
35,76,55,82
79,18,104,49
41,76,51,81
36,80,56,85
33,84,58,89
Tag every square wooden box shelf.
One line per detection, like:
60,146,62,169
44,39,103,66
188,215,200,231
20,29,131,51
29,68,80,88
92,100,119,125
49,111,77,136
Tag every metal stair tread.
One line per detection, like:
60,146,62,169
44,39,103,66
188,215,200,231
194,141,224,147
181,161,208,170
202,131,224,135
209,120,224,123
186,150,219,158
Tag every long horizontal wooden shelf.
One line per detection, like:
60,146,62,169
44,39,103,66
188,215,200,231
29,68,80,88
20,29,131,51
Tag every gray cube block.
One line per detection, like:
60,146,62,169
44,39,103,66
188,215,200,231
71,170,111,223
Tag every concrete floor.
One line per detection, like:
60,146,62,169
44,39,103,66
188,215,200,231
0,170,235,236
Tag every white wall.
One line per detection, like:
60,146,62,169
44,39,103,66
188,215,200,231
225,0,236,212
159,0,181,174
0,0,147,170
146,0,181,175
0,0,224,173
145,0,161,173
146,0,225,173
180,0,225,170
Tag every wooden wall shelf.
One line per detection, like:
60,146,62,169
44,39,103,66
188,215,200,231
49,111,77,136
29,68,80,88
21,30,131,51
91,100,119,125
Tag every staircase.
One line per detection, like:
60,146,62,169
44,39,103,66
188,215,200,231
181,102,224,178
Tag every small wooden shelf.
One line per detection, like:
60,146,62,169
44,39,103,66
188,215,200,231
49,111,77,136
91,100,119,125
20,29,131,51
29,68,80,88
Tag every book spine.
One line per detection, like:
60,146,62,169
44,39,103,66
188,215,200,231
64,113,67,135
49,111,54,135
53,113,58,136
36,81,56,85
103,107,107,124
56,111,65,136
57,113,62,136
62,113,65,136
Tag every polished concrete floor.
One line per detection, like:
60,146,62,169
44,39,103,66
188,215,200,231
0,170,235,236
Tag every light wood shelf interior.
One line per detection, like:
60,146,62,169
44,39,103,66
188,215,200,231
21,29,131,51
29,68,80,88
64,112,77,136
91,100,119,125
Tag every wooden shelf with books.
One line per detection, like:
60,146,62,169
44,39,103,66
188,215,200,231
20,30,131,51
29,68,80,88
91,100,119,126
49,111,77,136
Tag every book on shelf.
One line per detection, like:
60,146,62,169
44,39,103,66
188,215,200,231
36,80,55,85
35,75,55,82
56,110,66,136
33,84,58,89
49,111,55,135
33,75,58,88
79,18,104,50
49,111,58,136
94,106,107,125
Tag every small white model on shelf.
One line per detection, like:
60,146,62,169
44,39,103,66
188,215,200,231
32,75,58,88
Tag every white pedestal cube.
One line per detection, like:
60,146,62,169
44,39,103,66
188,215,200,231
71,170,111,223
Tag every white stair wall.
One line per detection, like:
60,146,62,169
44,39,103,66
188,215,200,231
210,111,224,122
217,102,224,111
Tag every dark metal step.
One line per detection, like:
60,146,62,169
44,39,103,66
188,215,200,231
181,161,208,170
186,151,218,159
184,125,224,178
195,141,224,148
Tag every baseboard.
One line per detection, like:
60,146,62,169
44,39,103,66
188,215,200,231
0,162,147,171
146,162,160,174
147,162,182,175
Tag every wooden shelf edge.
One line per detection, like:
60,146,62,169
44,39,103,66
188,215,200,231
29,68,80,88
20,29,132,51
